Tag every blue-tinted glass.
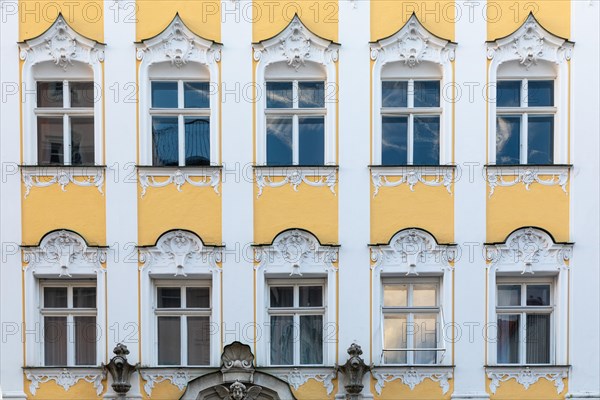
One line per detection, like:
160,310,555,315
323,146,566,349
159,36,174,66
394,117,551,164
299,82,325,108
497,81,521,107
152,116,179,166
496,116,521,165
413,116,440,165
528,116,554,164
527,81,554,107
152,82,178,108
267,117,293,165
382,81,408,107
382,116,408,165
414,81,440,107
299,117,324,165
185,117,210,166
266,82,293,108
184,82,210,108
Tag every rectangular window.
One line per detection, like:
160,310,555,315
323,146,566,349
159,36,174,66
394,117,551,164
155,284,211,366
382,281,442,365
36,81,95,165
268,283,325,365
496,282,553,364
265,81,326,166
496,80,555,165
381,80,441,165
150,81,211,166
41,282,97,366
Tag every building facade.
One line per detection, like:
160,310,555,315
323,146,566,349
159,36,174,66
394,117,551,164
0,0,599,399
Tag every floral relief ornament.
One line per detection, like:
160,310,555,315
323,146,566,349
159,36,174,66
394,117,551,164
46,19,78,70
280,19,311,70
163,20,195,67
513,20,545,69
372,368,452,395
22,168,105,198
487,368,567,394
141,370,190,396
25,369,105,396
396,22,428,67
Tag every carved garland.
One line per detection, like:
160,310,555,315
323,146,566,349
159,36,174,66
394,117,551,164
371,168,454,197
22,168,104,198
273,369,336,394
487,368,567,394
372,368,452,395
255,168,337,198
25,369,105,396
140,370,190,395
487,167,569,197
139,168,221,197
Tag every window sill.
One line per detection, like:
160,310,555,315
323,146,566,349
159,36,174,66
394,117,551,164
253,165,338,197
485,365,569,395
19,165,106,198
369,165,456,196
484,164,572,197
136,165,222,197
371,365,454,395
138,367,219,396
23,366,105,396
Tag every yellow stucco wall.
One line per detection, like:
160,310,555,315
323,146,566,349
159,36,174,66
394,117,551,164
24,378,106,400
487,376,568,399
371,377,453,400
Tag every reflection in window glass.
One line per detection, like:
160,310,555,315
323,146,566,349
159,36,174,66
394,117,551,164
414,81,440,108
187,288,210,308
382,81,408,108
37,82,64,108
266,82,293,108
496,116,521,165
270,287,294,308
73,287,96,308
299,286,323,307
383,284,408,307
267,117,293,165
70,82,95,108
527,81,554,107
526,285,550,306
184,82,210,108
44,287,68,308
414,314,437,364
299,117,324,165
152,117,179,166
184,117,210,166
300,315,323,364
384,316,407,364
37,117,64,165
71,116,95,165
412,284,437,307
270,315,294,365
382,116,408,165
299,82,325,108
497,81,521,107
152,81,178,108
413,116,440,165
498,285,521,306
527,116,554,164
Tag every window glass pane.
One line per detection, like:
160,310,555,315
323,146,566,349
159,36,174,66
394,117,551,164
413,116,440,165
412,284,437,307
298,116,324,165
527,116,554,164
266,82,293,108
158,316,181,365
70,82,95,108
75,316,97,365
266,117,293,165
527,80,554,107
184,117,210,166
157,287,181,308
382,81,407,108
497,314,520,364
526,285,551,306
300,315,323,364
498,285,521,306
497,81,521,107
71,116,95,165
526,314,550,363
384,315,407,364
414,81,440,108
73,287,96,308
184,82,210,108
37,117,64,164
299,82,325,108
299,286,323,307
44,287,68,308
152,116,179,166
37,82,64,108
44,316,67,366
151,81,178,108
496,116,521,165
187,287,210,308
414,314,437,364
270,315,294,365
383,284,408,307
270,287,294,308
187,316,211,365
382,116,408,165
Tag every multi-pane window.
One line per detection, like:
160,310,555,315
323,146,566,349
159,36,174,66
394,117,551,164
381,80,441,165
496,282,553,364
265,81,325,166
496,80,555,165
268,283,324,365
155,284,211,366
36,81,95,165
382,281,442,364
41,282,97,366
151,81,211,166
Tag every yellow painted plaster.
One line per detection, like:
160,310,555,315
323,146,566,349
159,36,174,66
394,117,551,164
486,376,568,399
140,378,184,400
23,377,107,399
292,378,338,400
371,376,453,400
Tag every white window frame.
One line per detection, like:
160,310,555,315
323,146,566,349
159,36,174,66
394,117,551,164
19,15,104,166
253,15,339,166
371,14,455,166
136,15,221,166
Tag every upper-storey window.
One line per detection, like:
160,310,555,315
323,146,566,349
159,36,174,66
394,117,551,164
150,81,210,166
265,81,325,165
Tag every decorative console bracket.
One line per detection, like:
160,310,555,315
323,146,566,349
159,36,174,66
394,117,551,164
103,343,140,398
336,343,373,400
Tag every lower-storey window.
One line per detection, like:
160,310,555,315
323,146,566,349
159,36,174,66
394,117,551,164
41,281,97,366
155,283,211,366
268,282,325,365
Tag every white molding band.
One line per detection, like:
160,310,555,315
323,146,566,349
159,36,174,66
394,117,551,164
24,367,105,396
372,367,453,395
271,368,336,394
255,166,337,198
138,167,221,197
486,366,568,395
486,166,569,197
22,166,105,198
370,166,454,196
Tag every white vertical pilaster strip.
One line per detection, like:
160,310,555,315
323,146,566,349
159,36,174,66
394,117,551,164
453,1,489,398
221,1,254,349
104,2,141,397
0,1,26,398
568,1,600,399
338,0,371,382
